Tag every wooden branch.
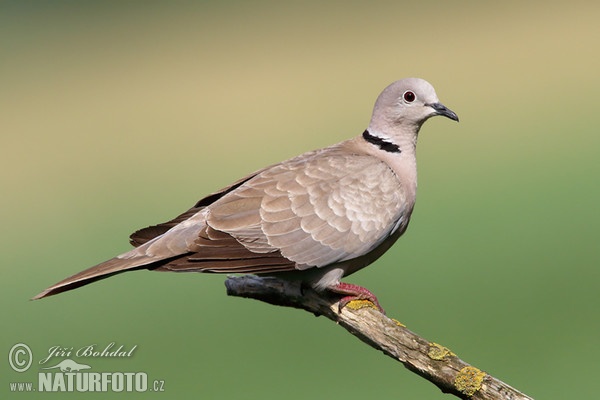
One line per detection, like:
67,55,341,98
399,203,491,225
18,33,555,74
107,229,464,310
225,275,533,400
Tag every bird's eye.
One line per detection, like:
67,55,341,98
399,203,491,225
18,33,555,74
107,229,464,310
403,91,416,103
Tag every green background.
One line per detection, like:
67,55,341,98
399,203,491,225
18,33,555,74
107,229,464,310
2,1,599,398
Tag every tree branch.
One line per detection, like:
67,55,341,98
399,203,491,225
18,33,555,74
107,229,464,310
225,275,533,400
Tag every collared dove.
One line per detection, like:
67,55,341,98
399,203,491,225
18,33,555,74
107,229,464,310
33,78,458,313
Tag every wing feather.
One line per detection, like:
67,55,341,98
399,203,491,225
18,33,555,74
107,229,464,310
207,145,409,268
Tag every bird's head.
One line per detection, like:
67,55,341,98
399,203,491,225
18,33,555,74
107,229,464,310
370,78,458,134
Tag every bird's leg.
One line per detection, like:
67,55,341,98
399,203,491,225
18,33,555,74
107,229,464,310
329,282,385,314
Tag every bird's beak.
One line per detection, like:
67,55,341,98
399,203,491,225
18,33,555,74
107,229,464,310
428,102,459,122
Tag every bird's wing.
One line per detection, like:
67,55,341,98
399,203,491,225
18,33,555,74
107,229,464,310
162,144,411,272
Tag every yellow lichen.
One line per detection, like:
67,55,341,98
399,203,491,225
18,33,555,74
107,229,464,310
391,318,405,327
455,366,486,397
345,299,378,310
428,342,455,360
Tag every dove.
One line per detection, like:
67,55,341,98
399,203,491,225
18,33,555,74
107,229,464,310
33,78,458,313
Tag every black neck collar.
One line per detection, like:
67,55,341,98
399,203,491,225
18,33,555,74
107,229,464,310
362,130,400,153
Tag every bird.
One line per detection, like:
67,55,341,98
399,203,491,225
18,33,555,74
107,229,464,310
33,77,458,313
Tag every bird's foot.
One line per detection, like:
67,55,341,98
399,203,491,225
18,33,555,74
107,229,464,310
329,282,385,314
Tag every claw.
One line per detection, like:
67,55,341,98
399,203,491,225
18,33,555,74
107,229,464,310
329,282,385,314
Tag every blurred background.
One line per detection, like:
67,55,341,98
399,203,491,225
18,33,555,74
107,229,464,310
2,1,598,398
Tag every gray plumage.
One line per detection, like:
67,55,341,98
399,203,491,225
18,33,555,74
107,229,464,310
33,78,458,304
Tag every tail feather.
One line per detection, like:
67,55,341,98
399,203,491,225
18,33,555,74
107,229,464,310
32,211,300,300
31,255,165,300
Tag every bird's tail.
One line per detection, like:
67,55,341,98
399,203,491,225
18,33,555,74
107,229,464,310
31,255,162,300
